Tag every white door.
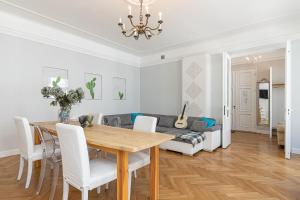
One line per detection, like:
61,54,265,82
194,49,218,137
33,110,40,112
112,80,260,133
222,52,232,148
232,70,256,132
285,41,292,159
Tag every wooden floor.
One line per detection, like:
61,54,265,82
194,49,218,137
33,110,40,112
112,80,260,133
1,132,300,200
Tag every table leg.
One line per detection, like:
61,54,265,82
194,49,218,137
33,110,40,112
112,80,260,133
34,127,41,168
117,150,128,200
150,146,159,200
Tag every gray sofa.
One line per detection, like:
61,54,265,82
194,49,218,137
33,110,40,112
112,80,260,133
103,113,221,155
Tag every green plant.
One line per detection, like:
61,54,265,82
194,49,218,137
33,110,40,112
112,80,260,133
41,86,84,112
87,114,94,127
118,91,124,100
52,76,61,87
86,77,96,99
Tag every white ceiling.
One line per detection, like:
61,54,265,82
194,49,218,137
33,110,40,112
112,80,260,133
0,0,300,56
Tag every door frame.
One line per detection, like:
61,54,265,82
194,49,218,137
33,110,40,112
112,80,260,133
227,41,291,159
285,41,292,159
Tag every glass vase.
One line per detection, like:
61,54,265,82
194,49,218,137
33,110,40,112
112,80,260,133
58,108,71,123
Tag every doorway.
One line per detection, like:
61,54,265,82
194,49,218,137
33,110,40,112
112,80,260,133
231,49,285,135
222,44,292,159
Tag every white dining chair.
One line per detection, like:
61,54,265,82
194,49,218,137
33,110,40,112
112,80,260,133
94,113,104,125
128,116,157,199
14,116,59,189
56,123,117,200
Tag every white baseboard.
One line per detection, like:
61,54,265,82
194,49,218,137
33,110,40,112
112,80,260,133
292,148,300,155
0,149,19,158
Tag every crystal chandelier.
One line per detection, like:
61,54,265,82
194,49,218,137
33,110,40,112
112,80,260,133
118,0,163,40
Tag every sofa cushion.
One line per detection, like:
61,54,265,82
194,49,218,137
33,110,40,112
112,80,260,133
190,124,221,132
158,115,176,128
165,128,191,136
107,117,121,127
156,126,172,133
119,114,133,126
190,120,208,132
203,124,222,132
187,117,200,129
122,124,134,129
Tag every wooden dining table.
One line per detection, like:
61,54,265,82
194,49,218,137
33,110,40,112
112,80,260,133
31,121,175,200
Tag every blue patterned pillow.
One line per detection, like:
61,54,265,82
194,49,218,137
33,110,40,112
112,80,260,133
199,117,216,128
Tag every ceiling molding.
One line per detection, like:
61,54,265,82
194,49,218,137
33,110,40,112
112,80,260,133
140,15,300,67
0,11,141,67
138,13,300,56
0,0,140,54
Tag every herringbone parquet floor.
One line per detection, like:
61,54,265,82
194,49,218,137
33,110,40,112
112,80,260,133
1,132,300,200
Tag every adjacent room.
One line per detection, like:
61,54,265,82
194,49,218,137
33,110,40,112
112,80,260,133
231,49,287,153
1,0,300,200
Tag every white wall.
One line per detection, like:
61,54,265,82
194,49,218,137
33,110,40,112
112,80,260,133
140,61,182,115
140,54,223,122
0,33,140,156
182,54,212,117
291,40,300,153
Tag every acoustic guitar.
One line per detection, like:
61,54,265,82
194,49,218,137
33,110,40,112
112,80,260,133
175,103,188,129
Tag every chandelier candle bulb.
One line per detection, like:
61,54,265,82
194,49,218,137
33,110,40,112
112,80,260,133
145,6,149,14
158,12,162,20
119,18,122,23
128,5,132,15
159,24,162,30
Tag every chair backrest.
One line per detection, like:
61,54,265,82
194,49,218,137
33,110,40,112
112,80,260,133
94,113,104,125
56,123,90,187
133,116,157,133
14,117,34,158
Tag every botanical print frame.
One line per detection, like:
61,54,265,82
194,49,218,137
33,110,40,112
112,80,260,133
43,67,68,92
84,73,102,100
112,77,126,100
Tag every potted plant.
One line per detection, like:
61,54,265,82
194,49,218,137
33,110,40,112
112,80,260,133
41,86,84,123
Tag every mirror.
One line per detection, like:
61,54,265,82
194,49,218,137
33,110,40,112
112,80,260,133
257,82,270,126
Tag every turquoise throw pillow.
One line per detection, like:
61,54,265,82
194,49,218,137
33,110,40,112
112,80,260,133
131,113,143,123
199,117,216,128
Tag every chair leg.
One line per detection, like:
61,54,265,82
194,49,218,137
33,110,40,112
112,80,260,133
96,149,101,158
63,179,69,200
17,156,24,181
81,188,88,200
134,170,137,178
96,187,101,194
36,158,47,195
25,159,33,189
128,171,132,200
49,163,59,200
